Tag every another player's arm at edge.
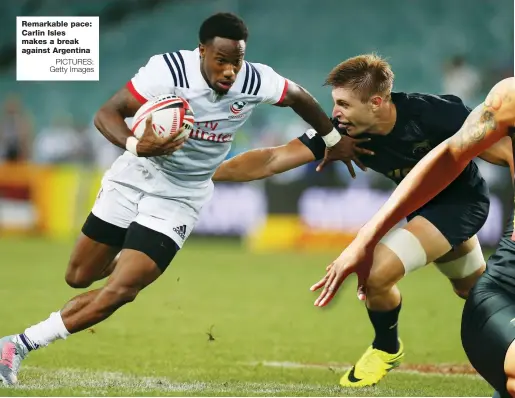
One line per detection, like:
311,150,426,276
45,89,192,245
93,86,141,149
358,77,515,247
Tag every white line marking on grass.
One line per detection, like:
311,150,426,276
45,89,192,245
9,366,339,395
1,362,482,395
245,361,481,379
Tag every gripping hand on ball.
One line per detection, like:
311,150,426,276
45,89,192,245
136,114,187,157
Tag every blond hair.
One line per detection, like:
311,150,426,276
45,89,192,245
325,54,394,102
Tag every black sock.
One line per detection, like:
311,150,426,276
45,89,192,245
367,301,401,354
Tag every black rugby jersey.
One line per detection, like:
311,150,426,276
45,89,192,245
485,129,515,288
299,92,487,200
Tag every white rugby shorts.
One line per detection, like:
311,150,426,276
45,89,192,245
91,153,213,248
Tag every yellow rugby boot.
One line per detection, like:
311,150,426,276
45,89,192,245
340,339,404,387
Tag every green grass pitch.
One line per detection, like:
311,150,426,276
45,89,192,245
0,237,494,396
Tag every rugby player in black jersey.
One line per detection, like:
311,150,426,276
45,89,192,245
213,54,512,387
313,75,515,397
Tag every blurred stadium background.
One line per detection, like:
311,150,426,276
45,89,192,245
0,0,513,395
0,0,513,247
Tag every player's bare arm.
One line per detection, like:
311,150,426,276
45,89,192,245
478,136,513,170
94,86,140,147
311,77,515,307
276,82,333,132
213,138,316,182
277,81,372,177
94,86,186,157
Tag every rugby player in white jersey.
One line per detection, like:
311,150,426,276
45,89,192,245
0,13,369,385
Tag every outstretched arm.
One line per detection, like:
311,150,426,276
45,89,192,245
360,78,515,247
277,82,371,177
213,138,316,182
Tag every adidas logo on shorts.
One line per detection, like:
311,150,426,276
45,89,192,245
173,225,187,240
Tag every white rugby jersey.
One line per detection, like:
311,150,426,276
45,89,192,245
124,48,288,188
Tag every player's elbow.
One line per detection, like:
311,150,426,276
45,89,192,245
212,164,235,182
486,77,515,126
211,170,222,182
445,139,474,169
267,148,291,177
261,167,277,179
93,106,109,131
93,110,103,131
94,101,124,130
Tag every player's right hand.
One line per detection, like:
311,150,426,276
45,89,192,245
310,235,375,307
316,135,374,178
135,114,188,157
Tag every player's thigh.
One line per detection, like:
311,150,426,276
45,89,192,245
66,230,120,287
121,221,180,274
69,181,140,281
434,235,485,295
99,220,182,305
413,191,489,261
135,193,203,250
461,273,515,397
124,187,210,273
402,215,453,263
368,216,451,290
90,181,141,233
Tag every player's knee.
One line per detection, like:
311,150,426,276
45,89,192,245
65,273,93,289
506,377,515,398
65,263,94,289
504,343,515,397
365,267,395,296
452,286,469,299
102,284,140,307
365,238,410,296
436,243,485,300
451,273,482,300
450,279,476,300
452,274,483,299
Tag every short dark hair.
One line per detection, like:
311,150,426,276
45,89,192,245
199,12,248,44
325,54,394,102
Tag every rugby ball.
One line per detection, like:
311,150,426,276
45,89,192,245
131,94,194,141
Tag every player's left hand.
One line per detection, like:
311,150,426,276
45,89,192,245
316,135,374,178
310,237,375,307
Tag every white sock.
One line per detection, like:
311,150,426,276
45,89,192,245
21,311,70,350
